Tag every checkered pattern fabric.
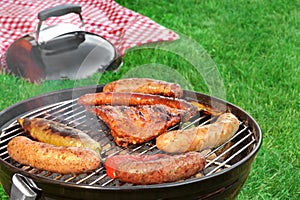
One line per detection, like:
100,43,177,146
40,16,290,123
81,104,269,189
0,0,179,71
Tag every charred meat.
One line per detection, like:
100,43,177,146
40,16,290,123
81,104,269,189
104,151,206,185
7,136,101,174
77,92,197,120
90,104,189,147
18,118,101,155
156,113,240,153
102,78,183,98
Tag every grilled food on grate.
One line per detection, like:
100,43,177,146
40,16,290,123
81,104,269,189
156,113,240,153
78,91,198,147
90,105,188,147
104,151,206,185
7,136,101,174
102,78,184,98
0,84,261,196
17,118,101,155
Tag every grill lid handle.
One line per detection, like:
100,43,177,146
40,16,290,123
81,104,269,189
36,4,85,44
10,173,41,200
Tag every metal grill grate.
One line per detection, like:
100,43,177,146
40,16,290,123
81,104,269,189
0,99,257,187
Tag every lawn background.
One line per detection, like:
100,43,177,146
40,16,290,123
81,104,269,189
0,0,299,199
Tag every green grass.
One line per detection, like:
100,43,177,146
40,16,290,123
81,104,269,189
0,0,299,199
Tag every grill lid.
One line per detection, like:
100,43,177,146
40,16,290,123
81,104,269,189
5,4,122,83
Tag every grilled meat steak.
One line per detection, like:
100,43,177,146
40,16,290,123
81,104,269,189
7,136,101,174
90,105,188,147
102,78,183,98
156,113,240,153
77,92,197,120
18,118,101,155
104,152,206,185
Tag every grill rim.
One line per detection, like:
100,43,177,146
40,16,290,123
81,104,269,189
0,85,262,198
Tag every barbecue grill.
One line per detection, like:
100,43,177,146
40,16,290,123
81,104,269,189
0,85,262,200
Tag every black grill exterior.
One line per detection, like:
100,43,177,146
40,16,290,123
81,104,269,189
0,85,262,200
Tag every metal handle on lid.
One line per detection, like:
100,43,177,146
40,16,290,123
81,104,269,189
36,4,85,44
38,4,82,21
10,173,41,200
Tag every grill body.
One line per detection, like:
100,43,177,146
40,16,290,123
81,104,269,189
0,155,255,200
0,85,262,200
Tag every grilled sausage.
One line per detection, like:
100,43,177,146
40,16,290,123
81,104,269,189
77,92,197,120
156,113,240,153
7,136,101,174
104,152,206,185
17,118,101,155
103,78,183,98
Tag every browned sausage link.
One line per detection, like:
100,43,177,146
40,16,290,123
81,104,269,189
7,136,101,174
156,113,240,153
103,78,183,98
113,152,206,185
17,118,101,155
78,92,197,117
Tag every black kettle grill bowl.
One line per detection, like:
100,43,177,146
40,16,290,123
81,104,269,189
0,85,262,200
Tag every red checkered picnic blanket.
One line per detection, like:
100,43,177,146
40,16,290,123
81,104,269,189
0,0,179,71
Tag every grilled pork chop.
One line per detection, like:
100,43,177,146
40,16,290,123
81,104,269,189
90,105,189,147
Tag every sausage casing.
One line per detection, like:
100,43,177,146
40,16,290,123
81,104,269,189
104,152,206,185
17,118,101,155
156,113,240,153
77,92,197,120
103,78,183,98
7,136,101,174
